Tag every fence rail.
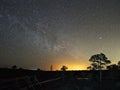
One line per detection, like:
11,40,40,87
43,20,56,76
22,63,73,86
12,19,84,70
0,76,62,90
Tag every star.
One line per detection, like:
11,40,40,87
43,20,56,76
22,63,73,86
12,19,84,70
99,37,102,40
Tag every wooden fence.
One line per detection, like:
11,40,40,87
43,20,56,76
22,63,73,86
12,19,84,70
0,76,61,90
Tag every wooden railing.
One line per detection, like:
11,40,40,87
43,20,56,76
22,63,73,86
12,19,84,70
0,76,62,90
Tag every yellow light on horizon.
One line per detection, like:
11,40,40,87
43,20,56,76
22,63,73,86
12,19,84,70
46,58,89,71
53,63,87,71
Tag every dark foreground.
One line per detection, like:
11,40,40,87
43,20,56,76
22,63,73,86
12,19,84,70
40,75,120,90
0,69,120,90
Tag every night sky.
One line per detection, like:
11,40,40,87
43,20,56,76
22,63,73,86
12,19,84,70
0,0,120,70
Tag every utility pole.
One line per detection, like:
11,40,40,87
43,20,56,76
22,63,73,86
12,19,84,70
50,65,53,71
99,54,103,83
100,59,102,83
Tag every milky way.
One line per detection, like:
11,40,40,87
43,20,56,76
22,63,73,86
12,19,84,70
0,0,120,70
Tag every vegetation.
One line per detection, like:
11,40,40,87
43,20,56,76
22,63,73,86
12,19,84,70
107,64,118,70
11,65,17,69
118,61,120,70
107,61,120,70
61,65,68,71
87,53,111,70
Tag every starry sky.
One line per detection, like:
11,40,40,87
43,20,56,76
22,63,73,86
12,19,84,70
0,0,120,70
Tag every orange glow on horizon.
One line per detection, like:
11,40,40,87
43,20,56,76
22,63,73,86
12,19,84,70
44,58,90,71
52,62,88,71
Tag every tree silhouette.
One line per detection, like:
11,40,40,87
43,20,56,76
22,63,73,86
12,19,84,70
107,61,120,70
89,53,111,70
118,61,120,70
11,65,17,69
89,53,111,82
61,65,68,71
87,66,92,70
37,68,41,71
107,64,118,70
